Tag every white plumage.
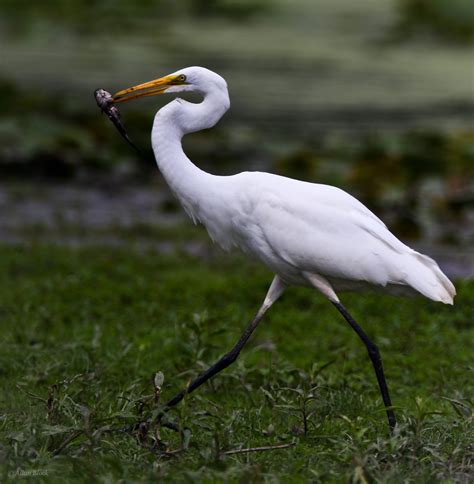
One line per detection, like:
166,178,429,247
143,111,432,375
122,66,455,305
112,66,456,430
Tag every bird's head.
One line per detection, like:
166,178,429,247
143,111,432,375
113,66,228,104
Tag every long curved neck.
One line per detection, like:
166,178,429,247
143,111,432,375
151,90,229,222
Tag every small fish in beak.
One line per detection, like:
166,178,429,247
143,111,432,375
94,89,138,152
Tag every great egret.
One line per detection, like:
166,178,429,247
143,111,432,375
112,66,455,431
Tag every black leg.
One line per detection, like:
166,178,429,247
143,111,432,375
164,276,287,410
165,307,265,408
332,301,397,431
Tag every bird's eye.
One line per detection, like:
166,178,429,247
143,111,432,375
177,74,187,82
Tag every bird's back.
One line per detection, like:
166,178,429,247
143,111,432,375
221,171,455,304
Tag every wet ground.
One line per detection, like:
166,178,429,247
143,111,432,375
1,181,472,279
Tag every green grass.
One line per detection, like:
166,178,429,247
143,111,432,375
0,244,472,482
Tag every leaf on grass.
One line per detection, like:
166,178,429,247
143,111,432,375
154,371,165,388
8,431,26,442
442,397,472,418
42,425,74,436
263,423,275,436
260,388,275,402
182,428,192,450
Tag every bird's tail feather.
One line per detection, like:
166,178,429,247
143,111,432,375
404,251,456,305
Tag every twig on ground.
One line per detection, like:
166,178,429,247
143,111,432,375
222,442,296,456
156,446,187,458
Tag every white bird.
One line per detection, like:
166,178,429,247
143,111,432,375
112,66,456,431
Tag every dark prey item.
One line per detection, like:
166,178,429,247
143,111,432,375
94,89,138,152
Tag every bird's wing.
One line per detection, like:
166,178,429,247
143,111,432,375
233,172,455,303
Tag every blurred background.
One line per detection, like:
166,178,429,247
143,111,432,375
0,0,473,277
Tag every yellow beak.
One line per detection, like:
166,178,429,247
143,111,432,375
113,74,187,103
